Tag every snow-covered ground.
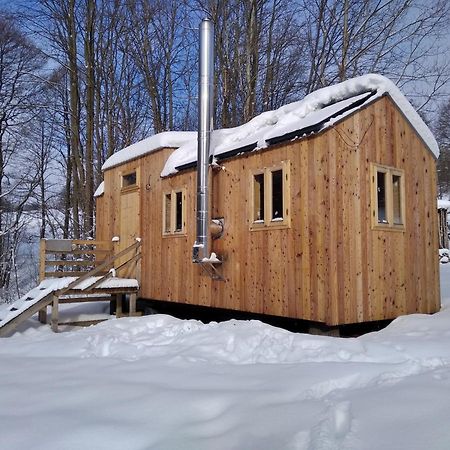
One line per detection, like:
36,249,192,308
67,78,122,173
2,268,450,449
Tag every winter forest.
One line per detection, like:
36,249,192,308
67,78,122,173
1,0,450,300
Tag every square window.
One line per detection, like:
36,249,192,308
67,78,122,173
371,163,404,230
122,170,137,190
253,173,265,222
271,169,283,220
175,191,183,232
164,193,172,234
377,171,388,224
392,174,403,225
250,161,290,230
163,188,186,235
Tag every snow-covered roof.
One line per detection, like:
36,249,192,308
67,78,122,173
162,74,439,177
102,131,197,171
100,75,438,178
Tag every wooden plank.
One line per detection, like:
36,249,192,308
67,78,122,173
38,308,47,324
44,260,107,267
39,240,46,282
71,240,112,246
129,293,137,316
290,142,303,319
59,319,109,327
44,240,73,252
45,249,111,256
65,287,138,296
0,294,55,337
45,271,109,278
359,107,371,323
326,131,339,325
59,296,112,304
116,294,123,317
51,296,59,333
84,252,141,291
44,239,111,250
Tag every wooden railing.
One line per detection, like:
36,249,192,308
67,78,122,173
39,239,113,281
56,240,142,296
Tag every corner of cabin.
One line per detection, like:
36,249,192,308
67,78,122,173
95,145,181,282
322,95,439,325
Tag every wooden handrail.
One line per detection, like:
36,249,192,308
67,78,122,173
84,252,142,292
56,240,142,296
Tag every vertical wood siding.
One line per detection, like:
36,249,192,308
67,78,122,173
96,96,440,325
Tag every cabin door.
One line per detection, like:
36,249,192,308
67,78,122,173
118,190,140,278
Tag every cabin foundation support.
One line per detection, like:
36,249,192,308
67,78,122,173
38,307,47,324
308,324,340,337
129,293,137,316
51,296,59,333
116,294,123,318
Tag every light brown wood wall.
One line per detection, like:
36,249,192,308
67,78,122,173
96,95,440,325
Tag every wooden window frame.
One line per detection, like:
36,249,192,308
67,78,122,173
162,187,187,236
249,160,291,231
370,163,405,231
120,167,140,193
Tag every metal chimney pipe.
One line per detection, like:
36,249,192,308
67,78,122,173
193,18,214,263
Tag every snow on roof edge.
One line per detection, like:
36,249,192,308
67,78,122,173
94,181,104,197
160,74,439,178
285,73,439,158
101,131,197,172
101,75,439,178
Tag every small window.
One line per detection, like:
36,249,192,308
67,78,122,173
371,163,405,230
164,193,172,233
175,191,183,231
392,175,403,225
250,161,290,229
163,188,186,235
377,171,387,224
253,173,265,222
121,169,138,191
272,169,283,220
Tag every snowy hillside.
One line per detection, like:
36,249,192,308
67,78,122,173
1,267,450,449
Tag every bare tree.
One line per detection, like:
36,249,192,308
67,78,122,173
94,0,151,171
127,0,194,133
194,0,305,127
436,99,450,196
301,0,450,109
0,13,45,294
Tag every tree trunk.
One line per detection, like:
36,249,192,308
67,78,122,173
84,0,96,237
67,0,83,239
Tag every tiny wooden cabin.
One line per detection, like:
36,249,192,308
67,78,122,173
95,74,440,326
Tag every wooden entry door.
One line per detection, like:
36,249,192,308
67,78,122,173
118,190,140,278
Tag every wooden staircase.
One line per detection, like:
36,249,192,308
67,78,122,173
0,239,142,337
